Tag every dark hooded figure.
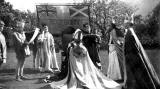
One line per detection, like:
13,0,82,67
124,23,160,89
82,23,102,69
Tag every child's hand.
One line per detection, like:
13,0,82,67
3,58,6,63
24,41,29,45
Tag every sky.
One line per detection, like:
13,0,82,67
120,0,160,16
5,0,83,12
5,0,160,17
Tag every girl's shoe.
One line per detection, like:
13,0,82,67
21,75,29,80
16,76,23,81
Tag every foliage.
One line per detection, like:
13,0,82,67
127,14,160,49
132,2,160,49
23,10,37,31
144,13,159,38
135,2,160,39
89,0,136,34
0,0,37,30
140,35,160,49
0,0,14,27
82,0,136,50
0,0,38,48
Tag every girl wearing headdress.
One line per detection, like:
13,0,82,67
43,29,121,89
35,23,59,73
124,14,160,89
13,20,29,81
107,19,125,82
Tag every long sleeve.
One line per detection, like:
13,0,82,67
49,33,55,53
2,42,7,59
0,34,7,59
50,34,55,48
0,33,7,63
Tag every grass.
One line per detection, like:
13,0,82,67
1,48,160,78
0,48,160,89
0,49,109,74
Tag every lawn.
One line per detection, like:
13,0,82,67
1,48,160,78
0,48,160,89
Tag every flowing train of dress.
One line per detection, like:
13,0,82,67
46,43,121,89
124,28,160,89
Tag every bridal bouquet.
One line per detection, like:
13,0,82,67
72,45,87,58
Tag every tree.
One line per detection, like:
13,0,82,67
26,10,37,28
81,0,136,38
0,0,14,27
91,0,136,34
0,0,37,31
82,0,137,49
144,2,160,38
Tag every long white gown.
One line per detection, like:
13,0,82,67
35,31,59,71
45,42,121,89
107,43,122,80
107,29,124,80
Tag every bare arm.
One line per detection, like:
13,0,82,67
29,28,40,43
13,32,24,45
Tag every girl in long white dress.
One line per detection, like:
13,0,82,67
43,29,122,89
35,24,59,72
107,27,124,81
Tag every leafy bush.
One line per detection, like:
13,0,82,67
140,36,160,49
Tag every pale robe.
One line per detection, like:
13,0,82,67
45,42,121,89
35,31,59,71
0,32,7,65
107,29,125,80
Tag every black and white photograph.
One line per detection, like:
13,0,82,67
0,0,160,89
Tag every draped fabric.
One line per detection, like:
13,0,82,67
35,31,59,71
108,44,122,80
82,34,101,69
0,32,6,66
46,42,121,89
0,33,6,59
107,29,125,81
124,27,160,89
